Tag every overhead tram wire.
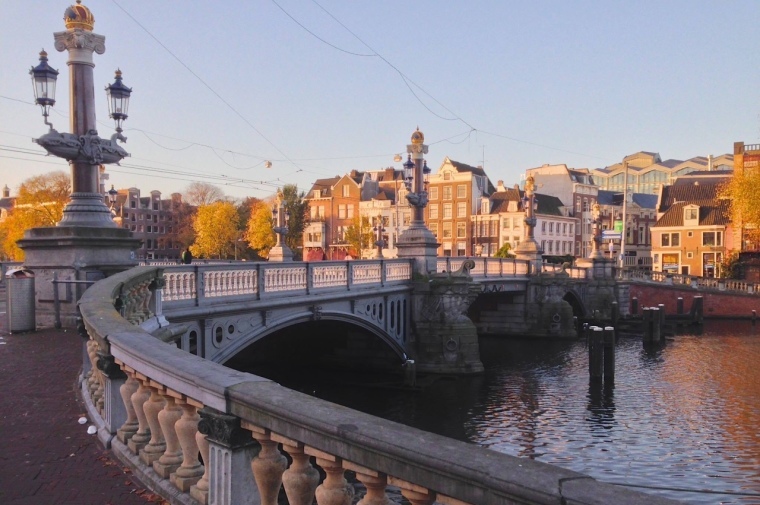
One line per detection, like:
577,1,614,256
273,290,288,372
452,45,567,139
110,0,304,174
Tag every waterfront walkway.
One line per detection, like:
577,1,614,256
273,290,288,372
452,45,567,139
0,319,156,505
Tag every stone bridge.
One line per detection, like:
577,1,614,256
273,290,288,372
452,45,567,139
132,257,621,375
76,261,677,505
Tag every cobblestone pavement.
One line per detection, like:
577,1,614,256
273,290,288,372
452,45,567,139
0,312,162,505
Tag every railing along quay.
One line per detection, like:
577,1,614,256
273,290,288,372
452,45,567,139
621,269,760,295
76,262,679,505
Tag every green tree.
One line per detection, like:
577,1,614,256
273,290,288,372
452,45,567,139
494,243,515,258
190,201,240,259
344,215,373,258
0,171,70,260
246,200,276,258
281,184,308,261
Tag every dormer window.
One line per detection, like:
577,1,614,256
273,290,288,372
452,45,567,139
684,205,699,225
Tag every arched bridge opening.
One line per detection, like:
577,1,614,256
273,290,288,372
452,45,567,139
223,319,409,392
562,290,586,320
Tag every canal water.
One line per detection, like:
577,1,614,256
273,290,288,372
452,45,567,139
247,320,760,504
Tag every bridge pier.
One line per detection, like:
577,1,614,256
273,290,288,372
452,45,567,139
410,266,484,375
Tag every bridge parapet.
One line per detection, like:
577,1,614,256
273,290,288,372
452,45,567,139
621,269,760,295
76,266,680,505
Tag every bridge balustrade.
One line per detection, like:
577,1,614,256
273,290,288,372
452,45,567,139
76,266,676,505
436,257,531,277
620,269,760,295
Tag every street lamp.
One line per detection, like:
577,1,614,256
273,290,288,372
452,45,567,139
30,1,132,228
373,214,386,259
30,50,59,129
589,202,603,259
270,189,293,262
107,184,118,209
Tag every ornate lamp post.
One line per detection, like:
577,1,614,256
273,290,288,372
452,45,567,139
589,202,603,259
269,189,293,262
373,214,386,259
30,1,131,227
513,174,542,270
19,1,140,328
107,184,118,209
396,128,439,275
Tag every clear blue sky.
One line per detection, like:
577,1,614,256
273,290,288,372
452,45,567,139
2,1,759,201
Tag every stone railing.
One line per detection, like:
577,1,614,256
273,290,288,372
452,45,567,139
161,259,413,307
436,257,531,277
621,269,760,295
77,266,680,505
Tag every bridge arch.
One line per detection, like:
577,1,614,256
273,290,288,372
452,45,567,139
212,311,409,367
562,289,586,319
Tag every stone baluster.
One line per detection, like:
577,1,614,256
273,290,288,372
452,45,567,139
127,376,152,455
96,353,128,445
170,397,204,492
305,448,354,505
388,477,436,505
86,339,102,407
345,462,391,505
190,428,211,505
117,371,139,443
139,381,167,465
248,425,287,505
153,388,183,478
273,435,319,505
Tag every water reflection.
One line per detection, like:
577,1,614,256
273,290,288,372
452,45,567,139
241,321,760,504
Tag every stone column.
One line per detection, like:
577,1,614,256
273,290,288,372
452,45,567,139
190,429,211,504
96,352,128,448
201,409,260,505
127,378,151,455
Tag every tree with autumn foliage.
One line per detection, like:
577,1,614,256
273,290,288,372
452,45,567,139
0,171,70,260
246,200,276,258
189,201,240,259
721,169,760,246
344,215,374,258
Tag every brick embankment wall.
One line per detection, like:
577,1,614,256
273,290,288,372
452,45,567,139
628,283,760,318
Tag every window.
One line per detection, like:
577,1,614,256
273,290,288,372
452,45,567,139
569,224,574,235
342,185,350,197
457,202,467,218
429,223,438,238
442,222,452,238
542,222,546,232
549,222,554,233
702,231,723,246
429,204,439,219
457,185,466,199
347,204,354,219
443,186,452,200
575,197,581,212
456,222,466,238
443,203,453,219
429,187,438,200
562,223,567,235
338,204,346,219
685,208,698,220
503,218,511,230
443,172,452,181
687,252,693,259
661,232,680,247
582,198,589,212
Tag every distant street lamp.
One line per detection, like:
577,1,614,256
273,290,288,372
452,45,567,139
107,184,118,209
373,214,385,259
270,189,293,262
590,202,603,259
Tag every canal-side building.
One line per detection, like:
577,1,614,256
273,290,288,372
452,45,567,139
425,157,495,257
651,174,734,276
596,190,658,267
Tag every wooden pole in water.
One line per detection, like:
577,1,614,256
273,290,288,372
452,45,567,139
631,297,638,316
642,307,652,343
658,303,666,340
677,297,684,315
603,326,615,381
652,307,661,343
611,301,619,340
589,326,603,381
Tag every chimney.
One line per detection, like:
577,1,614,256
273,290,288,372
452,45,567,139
2,185,9,198
496,180,507,192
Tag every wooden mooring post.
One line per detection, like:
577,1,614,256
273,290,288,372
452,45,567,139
651,306,661,343
589,326,604,381
642,307,652,343
676,297,684,315
690,296,704,325
603,326,615,381
631,297,638,316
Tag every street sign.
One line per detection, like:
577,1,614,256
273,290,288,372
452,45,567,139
602,230,622,240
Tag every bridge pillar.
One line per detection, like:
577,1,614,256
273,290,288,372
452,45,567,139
411,265,484,374
523,276,577,338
